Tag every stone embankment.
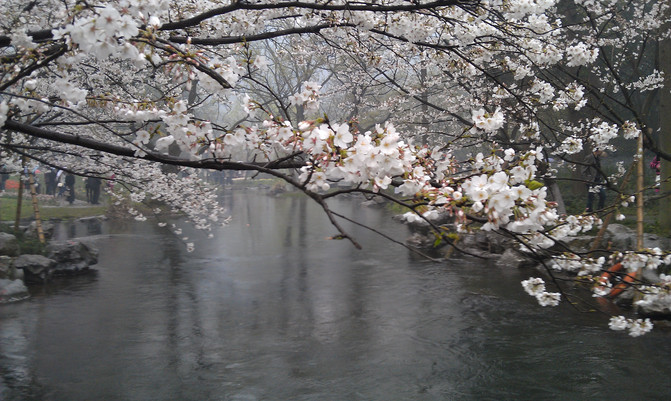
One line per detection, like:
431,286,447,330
400,211,670,263
399,212,671,315
0,223,99,303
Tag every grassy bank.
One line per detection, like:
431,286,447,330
0,195,107,222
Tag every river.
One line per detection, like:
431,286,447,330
1,190,670,400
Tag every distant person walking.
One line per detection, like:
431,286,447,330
85,177,92,203
56,170,66,197
45,168,58,195
89,177,102,204
65,173,76,205
582,149,607,213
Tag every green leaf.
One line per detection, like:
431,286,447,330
445,232,460,241
525,179,544,190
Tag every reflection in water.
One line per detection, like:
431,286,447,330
68,221,76,239
84,219,103,236
1,191,671,400
52,218,103,241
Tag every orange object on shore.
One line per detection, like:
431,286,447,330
596,263,637,298
4,179,19,190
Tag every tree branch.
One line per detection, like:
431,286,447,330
4,119,305,171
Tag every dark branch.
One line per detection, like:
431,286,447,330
4,119,305,171
169,23,354,46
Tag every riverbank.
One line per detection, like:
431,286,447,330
0,192,107,222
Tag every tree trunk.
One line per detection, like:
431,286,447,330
547,178,566,215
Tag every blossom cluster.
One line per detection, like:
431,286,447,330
565,42,599,67
521,277,561,307
52,5,144,63
551,254,605,277
589,121,619,150
621,121,641,140
626,70,665,92
608,316,654,337
108,162,229,235
471,108,505,133
635,274,671,313
556,136,583,155
549,214,601,241
619,248,671,272
289,82,322,113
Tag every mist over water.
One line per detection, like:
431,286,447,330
1,190,670,400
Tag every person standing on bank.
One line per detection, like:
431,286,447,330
45,167,58,195
582,148,607,213
84,177,91,203
89,177,102,204
0,164,8,192
65,173,76,205
56,170,66,197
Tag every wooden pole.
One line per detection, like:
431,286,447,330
28,171,45,244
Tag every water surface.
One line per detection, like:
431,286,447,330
1,190,670,400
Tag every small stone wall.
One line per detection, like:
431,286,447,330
0,232,99,303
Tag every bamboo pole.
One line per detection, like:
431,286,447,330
632,131,646,311
636,131,644,251
28,171,45,244
13,158,25,232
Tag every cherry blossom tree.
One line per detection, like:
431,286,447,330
1,0,671,335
